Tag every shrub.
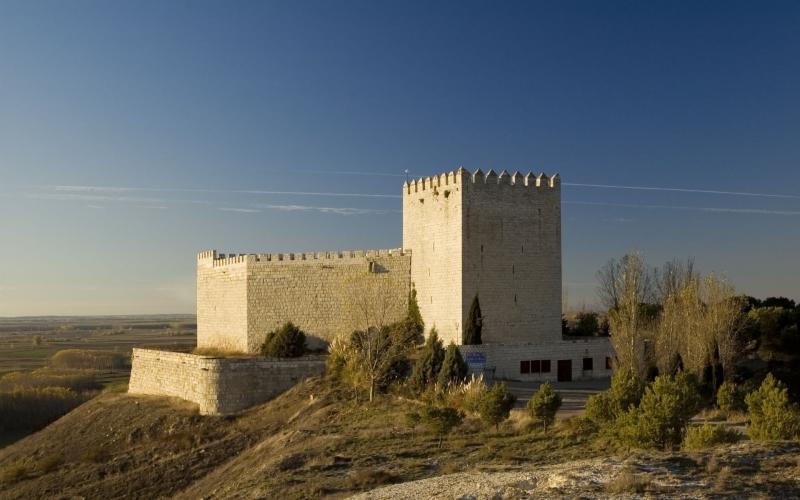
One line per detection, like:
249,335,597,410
0,387,89,432
0,462,28,485
34,453,63,474
437,343,468,389
463,296,482,345
716,381,746,413
745,373,800,441
683,423,741,450
404,411,421,428
0,368,100,392
261,322,307,358
614,372,703,450
446,374,488,413
527,382,562,432
409,329,444,393
347,469,396,490
478,382,516,430
585,369,643,425
48,349,129,371
420,406,464,447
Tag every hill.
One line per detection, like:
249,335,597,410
2,378,800,498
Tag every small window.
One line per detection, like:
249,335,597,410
605,357,612,370
520,360,530,374
531,360,541,373
583,357,593,371
541,360,551,373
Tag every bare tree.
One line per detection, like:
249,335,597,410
656,258,696,302
335,271,414,402
701,274,745,387
604,253,657,376
653,272,744,385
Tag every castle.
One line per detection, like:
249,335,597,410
195,168,611,382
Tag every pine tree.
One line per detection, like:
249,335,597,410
463,295,482,345
437,343,468,388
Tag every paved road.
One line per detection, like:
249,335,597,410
506,378,611,419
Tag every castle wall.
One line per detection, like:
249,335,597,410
402,171,465,345
197,251,249,352
128,348,325,415
461,171,562,344
245,250,412,351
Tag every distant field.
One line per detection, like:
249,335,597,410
0,315,197,384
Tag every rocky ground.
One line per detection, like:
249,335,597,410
357,444,800,499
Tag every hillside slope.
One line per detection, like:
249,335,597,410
3,379,800,498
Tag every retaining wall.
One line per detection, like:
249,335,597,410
128,348,325,415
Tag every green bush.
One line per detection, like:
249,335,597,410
527,383,562,432
478,382,516,430
0,387,89,432
409,329,444,393
745,373,800,441
437,343,468,389
48,349,129,371
716,381,746,413
261,322,307,358
682,423,741,450
419,406,464,447
614,372,703,450
585,369,643,425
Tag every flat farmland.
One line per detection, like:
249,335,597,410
0,315,197,384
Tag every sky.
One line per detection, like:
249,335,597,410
0,0,798,315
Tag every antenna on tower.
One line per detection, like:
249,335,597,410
404,169,409,183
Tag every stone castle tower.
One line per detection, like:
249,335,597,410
403,168,561,345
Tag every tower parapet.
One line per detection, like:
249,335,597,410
403,168,560,195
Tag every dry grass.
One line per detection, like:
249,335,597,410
605,468,651,494
191,347,251,357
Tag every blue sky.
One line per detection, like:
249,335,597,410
1,1,798,315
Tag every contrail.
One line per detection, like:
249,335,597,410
561,182,800,200
49,185,402,199
565,200,800,216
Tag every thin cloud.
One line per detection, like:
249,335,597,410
566,200,800,216
219,207,262,213
259,204,399,216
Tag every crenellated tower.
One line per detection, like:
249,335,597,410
403,168,562,345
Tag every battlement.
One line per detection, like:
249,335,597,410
198,248,411,268
403,168,560,195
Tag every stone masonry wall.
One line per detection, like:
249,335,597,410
197,250,412,353
246,250,411,352
459,337,612,382
461,171,562,344
197,251,248,352
403,171,465,345
128,348,325,415
403,168,561,345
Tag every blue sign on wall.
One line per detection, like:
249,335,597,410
465,352,486,365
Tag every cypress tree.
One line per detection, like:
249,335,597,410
463,295,482,345
410,328,445,392
437,343,468,388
